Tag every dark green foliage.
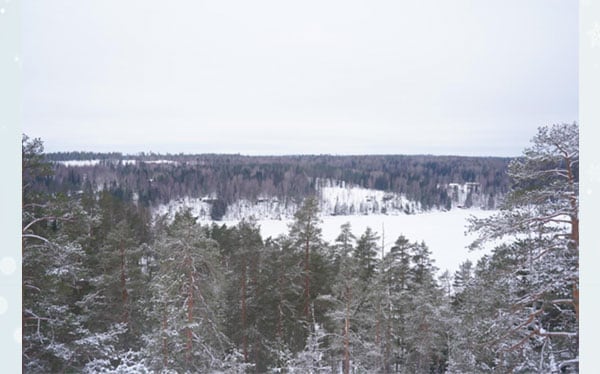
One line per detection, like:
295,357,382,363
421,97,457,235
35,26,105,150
36,153,511,210
22,136,137,373
457,123,579,372
210,198,228,220
22,124,577,372
354,227,380,282
144,210,231,372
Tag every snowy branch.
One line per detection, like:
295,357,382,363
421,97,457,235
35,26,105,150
22,233,51,244
551,299,574,305
558,358,579,370
22,202,48,210
535,329,578,338
22,215,73,233
24,284,42,292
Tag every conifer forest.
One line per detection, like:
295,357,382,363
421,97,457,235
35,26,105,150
22,123,579,373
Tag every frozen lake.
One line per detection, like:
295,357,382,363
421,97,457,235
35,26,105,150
204,208,498,275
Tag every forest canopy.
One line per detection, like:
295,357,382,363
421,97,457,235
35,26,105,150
22,122,578,373
40,152,511,212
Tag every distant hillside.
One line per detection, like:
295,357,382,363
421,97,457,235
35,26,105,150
39,153,512,219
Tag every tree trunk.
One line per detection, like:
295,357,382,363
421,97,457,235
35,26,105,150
277,262,284,341
241,256,248,362
343,285,351,374
565,154,579,320
119,241,129,325
304,234,311,319
186,259,194,364
162,310,168,369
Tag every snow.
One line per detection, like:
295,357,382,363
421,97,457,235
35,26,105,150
155,180,423,221
56,160,101,167
317,178,420,215
143,159,177,164
155,181,500,274
154,196,213,219
203,209,498,275
154,179,494,222
55,159,171,167
446,182,486,208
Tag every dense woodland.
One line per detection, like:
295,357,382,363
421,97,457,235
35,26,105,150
40,152,511,216
22,123,578,373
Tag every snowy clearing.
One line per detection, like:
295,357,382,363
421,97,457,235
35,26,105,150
56,160,102,167
143,159,178,164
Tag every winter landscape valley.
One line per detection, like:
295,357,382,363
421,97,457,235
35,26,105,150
17,1,581,371
22,124,579,373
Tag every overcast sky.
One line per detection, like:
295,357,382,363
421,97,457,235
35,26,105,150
22,0,578,156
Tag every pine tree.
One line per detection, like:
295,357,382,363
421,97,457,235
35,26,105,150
287,194,336,368
218,219,264,371
145,210,228,372
379,235,412,372
289,306,330,373
22,135,133,372
333,223,356,373
467,122,579,372
334,222,355,258
339,227,382,372
451,259,473,301
90,222,146,345
327,223,361,373
354,227,380,283
378,236,450,373
258,236,305,369
288,196,324,320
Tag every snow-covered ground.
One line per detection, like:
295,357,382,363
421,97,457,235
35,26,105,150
202,208,498,275
317,179,420,215
56,160,102,167
143,159,178,164
55,159,176,167
155,181,423,221
156,181,500,274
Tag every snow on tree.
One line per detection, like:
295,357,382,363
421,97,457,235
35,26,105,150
353,227,380,283
326,223,363,373
215,219,264,371
23,135,126,372
25,127,580,372
377,236,449,373
467,122,579,372
288,196,324,320
288,308,330,373
143,210,229,372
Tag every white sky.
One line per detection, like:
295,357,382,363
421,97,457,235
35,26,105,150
22,0,578,156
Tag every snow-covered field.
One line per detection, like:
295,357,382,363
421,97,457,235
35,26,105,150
56,160,102,167
156,181,499,274
56,159,177,167
202,208,498,275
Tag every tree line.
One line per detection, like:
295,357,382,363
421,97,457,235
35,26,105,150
22,123,578,372
38,152,512,215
